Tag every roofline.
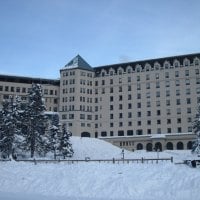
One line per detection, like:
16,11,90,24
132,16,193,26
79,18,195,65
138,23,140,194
94,52,200,69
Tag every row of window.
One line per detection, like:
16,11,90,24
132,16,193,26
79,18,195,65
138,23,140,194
96,69,200,86
0,85,57,96
98,126,192,137
62,70,93,78
98,58,200,77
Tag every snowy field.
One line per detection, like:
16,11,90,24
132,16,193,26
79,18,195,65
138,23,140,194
1,137,200,200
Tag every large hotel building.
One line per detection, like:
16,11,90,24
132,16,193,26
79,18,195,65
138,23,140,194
0,53,200,151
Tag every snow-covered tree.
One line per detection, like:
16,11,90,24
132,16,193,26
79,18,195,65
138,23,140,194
192,104,200,154
59,124,74,158
0,97,21,158
22,84,48,158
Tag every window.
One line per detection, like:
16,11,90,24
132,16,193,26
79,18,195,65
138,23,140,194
119,104,123,110
128,112,132,118
157,120,161,125
118,131,124,136
146,83,150,89
110,96,113,102
138,121,141,126
128,103,132,109
156,91,160,98
0,86,2,91
185,79,190,85
137,112,141,117
127,130,133,136
177,108,181,114
186,88,191,95
165,81,170,87
166,100,170,106
167,119,171,124
147,129,151,134
137,76,140,81
110,105,113,110
147,120,151,125
176,99,181,105
196,78,200,84
128,94,132,100
188,117,192,123
137,93,141,99
187,108,191,114
155,73,159,79
137,102,141,108
175,71,179,77
195,69,199,75
196,88,200,94
146,92,150,98
156,101,160,107
101,132,107,137
147,101,151,107
119,86,122,92
128,85,131,91
110,87,113,93
136,129,143,135
187,98,191,104
127,77,131,82
176,80,180,86
177,127,182,133
110,114,113,119
146,74,150,80
185,70,189,76
165,72,169,78
177,118,181,123
166,90,170,97
16,87,20,93
137,83,141,90
156,81,160,88
176,90,180,96
110,79,113,84
119,95,123,101
157,110,161,116
167,128,171,133
147,111,151,116
167,109,171,115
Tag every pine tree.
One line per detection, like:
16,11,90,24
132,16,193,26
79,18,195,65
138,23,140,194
0,97,20,158
192,104,200,154
59,124,74,158
22,84,48,158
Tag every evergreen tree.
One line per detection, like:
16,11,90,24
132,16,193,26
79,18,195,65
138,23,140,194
22,83,48,158
192,104,200,154
0,97,20,158
59,124,74,158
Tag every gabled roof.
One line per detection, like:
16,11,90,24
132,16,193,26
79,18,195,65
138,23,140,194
63,55,93,71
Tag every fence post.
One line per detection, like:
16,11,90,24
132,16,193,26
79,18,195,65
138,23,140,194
171,157,173,163
113,158,115,164
141,157,144,163
34,158,37,165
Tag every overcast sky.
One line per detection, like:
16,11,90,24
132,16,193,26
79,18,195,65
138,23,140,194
0,0,200,78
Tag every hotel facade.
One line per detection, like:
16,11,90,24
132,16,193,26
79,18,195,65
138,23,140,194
1,53,200,151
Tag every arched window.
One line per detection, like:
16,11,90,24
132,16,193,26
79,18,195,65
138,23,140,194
146,143,153,151
127,66,132,73
187,141,193,149
109,68,114,76
137,143,143,150
81,132,91,137
177,141,184,150
194,58,199,66
154,62,160,70
135,64,142,72
164,61,170,69
183,58,190,67
173,60,180,68
155,142,162,151
145,63,151,72
166,142,173,150
118,67,123,75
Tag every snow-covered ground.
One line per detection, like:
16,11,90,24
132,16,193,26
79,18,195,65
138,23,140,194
0,137,200,200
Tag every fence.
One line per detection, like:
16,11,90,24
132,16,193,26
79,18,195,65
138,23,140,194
11,157,173,164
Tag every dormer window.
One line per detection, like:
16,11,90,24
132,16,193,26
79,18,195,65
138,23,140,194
173,60,180,68
136,65,141,72
127,66,132,73
118,67,123,75
154,62,160,70
145,63,151,72
164,61,170,69
183,58,190,67
194,58,199,66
